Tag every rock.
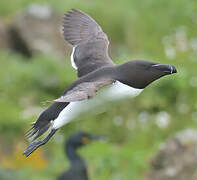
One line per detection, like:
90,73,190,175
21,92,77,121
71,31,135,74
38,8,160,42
147,129,197,180
8,4,70,59
0,18,11,50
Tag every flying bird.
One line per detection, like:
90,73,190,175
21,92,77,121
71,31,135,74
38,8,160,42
24,9,177,157
57,132,103,180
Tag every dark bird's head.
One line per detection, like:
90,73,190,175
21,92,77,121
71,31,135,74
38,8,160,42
116,60,177,89
66,131,104,149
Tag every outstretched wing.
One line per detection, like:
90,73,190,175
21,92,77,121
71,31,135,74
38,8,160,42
63,9,114,77
48,78,115,103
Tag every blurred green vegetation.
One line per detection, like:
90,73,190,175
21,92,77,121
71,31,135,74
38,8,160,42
0,0,197,179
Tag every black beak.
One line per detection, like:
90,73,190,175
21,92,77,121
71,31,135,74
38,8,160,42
152,64,177,74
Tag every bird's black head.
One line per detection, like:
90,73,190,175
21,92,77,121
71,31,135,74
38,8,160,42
66,131,104,149
116,60,177,89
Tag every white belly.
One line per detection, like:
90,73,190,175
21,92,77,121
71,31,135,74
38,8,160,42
52,81,143,129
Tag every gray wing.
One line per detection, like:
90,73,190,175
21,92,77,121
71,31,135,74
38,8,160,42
49,78,114,103
63,9,114,77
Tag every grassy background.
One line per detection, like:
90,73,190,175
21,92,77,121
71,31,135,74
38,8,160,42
0,0,197,179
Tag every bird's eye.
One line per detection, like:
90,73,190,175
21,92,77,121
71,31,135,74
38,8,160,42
81,137,89,144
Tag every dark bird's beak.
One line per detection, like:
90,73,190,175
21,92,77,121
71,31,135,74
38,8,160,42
152,64,177,74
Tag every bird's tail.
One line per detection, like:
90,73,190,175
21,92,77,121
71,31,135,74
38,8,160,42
25,121,51,141
24,102,69,156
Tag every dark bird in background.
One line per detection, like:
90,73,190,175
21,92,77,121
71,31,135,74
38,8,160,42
24,9,177,157
58,132,103,180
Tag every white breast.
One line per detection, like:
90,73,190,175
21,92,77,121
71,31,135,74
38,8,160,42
52,81,143,129
104,81,143,99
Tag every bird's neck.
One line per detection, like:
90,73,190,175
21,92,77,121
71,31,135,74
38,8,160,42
66,145,86,166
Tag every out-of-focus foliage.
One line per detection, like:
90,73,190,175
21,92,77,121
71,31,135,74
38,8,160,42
0,0,196,179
